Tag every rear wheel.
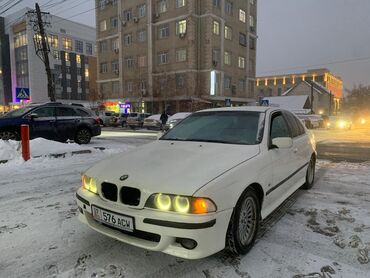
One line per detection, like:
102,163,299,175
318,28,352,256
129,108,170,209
301,155,316,190
226,188,260,255
75,128,91,144
0,130,19,141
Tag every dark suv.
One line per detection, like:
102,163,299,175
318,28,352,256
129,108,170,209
0,103,101,144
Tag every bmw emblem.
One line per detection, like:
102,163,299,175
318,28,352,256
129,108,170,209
120,175,129,181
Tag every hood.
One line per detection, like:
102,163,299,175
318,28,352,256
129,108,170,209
86,140,260,197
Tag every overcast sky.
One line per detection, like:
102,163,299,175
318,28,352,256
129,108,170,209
5,0,370,90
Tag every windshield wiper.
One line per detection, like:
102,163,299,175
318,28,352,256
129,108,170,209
183,138,234,144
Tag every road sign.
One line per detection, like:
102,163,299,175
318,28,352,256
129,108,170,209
225,98,232,107
16,88,30,100
261,99,269,106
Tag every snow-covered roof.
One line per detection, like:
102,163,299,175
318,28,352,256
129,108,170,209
262,96,310,110
168,112,192,121
146,114,161,121
199,106,272,113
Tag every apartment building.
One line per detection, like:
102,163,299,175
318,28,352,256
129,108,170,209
256,68,343,112
0,8,97,112
96,0,257,114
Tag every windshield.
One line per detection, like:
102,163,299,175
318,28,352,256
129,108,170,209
161,111,265,145
3,106,35,118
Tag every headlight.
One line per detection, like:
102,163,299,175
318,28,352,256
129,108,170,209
82,175,98,194
145,193,217,214
338,121,346,129
361,118,366,124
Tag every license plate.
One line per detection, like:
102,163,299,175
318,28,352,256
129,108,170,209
92,206,134,232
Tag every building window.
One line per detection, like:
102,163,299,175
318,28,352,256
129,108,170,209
122,9,132,21
100,63,108,73
86,43,93,55
111,38,119,51
250,0,255,5
48,34,58,48
249,58,255,75
113,81,120,94
212,49,220,63
176,0,186,8
127,81,133,93
213,21,220,35
176,20,187,35
112,60,119,72
138,55,147,67
158,51,169,65
65,52,70,62
158,24,169,39
249,36,255,49
176,74,185,88
158,0,168,13
124,33,133,46
140,80,147,91
85,68,89,78
76,54,81,64
137,29,147,42
99,40,108,52
100,20,107,31
125,56,134,69
239,9,246,23
176,48,187,62
110,16,118,29
75,40,84,53
224,76,231,89
63,37,72,50
249,15,255,27
14,31,27,48
239,32,247,46
238,56,245,69
225,1,233,15
239,79,246,90
213,0,220,8
225,26,232,40
99,0,106,10
52,50,60,60
138,4,146,17
224,51,231,65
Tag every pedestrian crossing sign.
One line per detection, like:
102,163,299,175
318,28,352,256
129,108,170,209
16,88,30,100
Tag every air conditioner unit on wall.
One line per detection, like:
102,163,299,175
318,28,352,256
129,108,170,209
179,33,186,38
133,17,139,23
114,48,119,54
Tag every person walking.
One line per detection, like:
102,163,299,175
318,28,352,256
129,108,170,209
160,111,168,130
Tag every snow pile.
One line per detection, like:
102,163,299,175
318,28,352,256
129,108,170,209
29,138,94,157
0,140,20,161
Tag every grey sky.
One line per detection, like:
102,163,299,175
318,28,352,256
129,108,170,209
5,0,370,90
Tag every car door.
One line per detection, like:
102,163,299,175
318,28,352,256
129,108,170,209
55,107,80,141
266,111,296,206
29,107,57,140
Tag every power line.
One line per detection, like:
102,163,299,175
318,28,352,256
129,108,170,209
258,56,370,76
0,0,23,15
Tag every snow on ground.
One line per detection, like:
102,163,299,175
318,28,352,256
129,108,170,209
0,135,369,278
312,128,370,143
0,140,20,161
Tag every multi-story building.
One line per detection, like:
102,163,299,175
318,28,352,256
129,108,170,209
256,68,343,111
96,0,257,114
0,8,97,112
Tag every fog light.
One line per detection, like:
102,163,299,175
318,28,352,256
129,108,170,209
176,238,198,250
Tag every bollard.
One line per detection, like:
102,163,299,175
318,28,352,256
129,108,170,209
21,124,30,161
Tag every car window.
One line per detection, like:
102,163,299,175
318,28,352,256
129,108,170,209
32,107,55,118
56,107,78,117
285,112,306,137
77,108,91,117
105,112,112,116
270,113,290,139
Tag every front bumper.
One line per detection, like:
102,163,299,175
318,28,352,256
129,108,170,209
76,188,232,259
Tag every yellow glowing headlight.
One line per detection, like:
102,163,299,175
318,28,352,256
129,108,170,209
338,120,346,129
326,122,331,127
361,118,366,124
155,193,172,211
174,196,190,213
82,175,98,194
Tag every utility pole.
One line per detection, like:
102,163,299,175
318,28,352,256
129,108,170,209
27,3,55,102
310,81,314,114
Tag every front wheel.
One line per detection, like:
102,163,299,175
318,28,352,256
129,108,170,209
0,130,19,141
301,155,316,190
226,188,260,255
75,128,91,144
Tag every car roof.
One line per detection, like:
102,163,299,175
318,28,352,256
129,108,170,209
197,106,273,113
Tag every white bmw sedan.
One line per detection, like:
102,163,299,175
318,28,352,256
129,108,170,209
76,107,316,259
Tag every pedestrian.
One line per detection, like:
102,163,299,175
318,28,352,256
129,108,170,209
160,111,168,130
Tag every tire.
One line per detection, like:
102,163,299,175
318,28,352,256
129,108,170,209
226,187,260,255
129,126,136,130
301,155,316,190
75,128,91,144
0,130,20,141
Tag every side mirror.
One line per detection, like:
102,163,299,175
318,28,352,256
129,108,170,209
28,113,39,120
271,137,293,149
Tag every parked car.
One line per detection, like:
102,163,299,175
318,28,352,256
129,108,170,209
296,114,323,129
96,110,115,126
0,103,101,144
126,113,151,129
119,113,130,127
76,107,316,259
143,114,161,130
164,112,192,131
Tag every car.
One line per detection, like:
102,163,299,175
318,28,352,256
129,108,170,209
126,113,151,129
143,114,161,130
164,112,192,131
296,114,323,129
119,113,130,127
96,110,116,126
0,103,101,144
327,116,352,130
76,107,316,259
